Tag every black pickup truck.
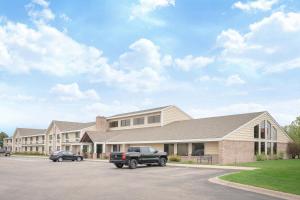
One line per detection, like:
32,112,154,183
109,146,168,169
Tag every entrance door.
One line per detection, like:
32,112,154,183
96,144,103,158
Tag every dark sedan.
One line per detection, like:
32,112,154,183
49,151,83,162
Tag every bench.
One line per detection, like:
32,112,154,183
197,155,213,164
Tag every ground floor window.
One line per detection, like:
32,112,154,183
25,147,27,151
35,147,38,152
261,142,265,154
112,144,120,152
30,147,32,151
267,142,271,155
177,143,188,156
42,147,44,152
273,142,277,155
49,147,52,153
164,144,174,155
65,146,70,151
57,146,60,151
254,142,259,155
192,143,204,156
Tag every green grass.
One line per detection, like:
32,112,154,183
221,159,300,195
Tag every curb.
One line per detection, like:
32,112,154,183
209,175,300,200
167,163,257,171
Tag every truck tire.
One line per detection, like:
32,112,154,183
158,157,166,167
129,159,137,169
114,163,124,168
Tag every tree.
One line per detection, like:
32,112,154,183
0,131,9,147
285,116,300,144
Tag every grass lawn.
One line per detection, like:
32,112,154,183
220,159,300,195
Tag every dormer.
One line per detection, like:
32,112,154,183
106,105,192,130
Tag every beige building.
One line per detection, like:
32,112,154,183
45,120,96,154
12,128,46,153
3,137,13,151
80,105,292,164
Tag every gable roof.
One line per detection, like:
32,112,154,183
108,105,171,119
52,120,95,132
14,128,46,137
85,111,265,143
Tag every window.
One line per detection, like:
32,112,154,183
35,147,38,152
192,143,204,156
49,147,52,152
254,142,259,155
273,142,277,155
57,134,60,139
128,147,140,152
133,117,144,125
267,142,271,155
260,121,265,139
57,146,60,151
112,144,120,152
65,146,70,151
272,126,277,140
75,132,80,138
65,133,69,139
30,147,32,151
267,121,271,140
49,135,52,140
254,125,259,138
261,142,265,154
109,121,119,128
164,144,174,155
148,115,161,124
42,147,44,152
36,136,39,141
121,119,130,127
25,147,27,151
177,143,188,156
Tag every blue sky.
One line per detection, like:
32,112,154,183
0,0,300,136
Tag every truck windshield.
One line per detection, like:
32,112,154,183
128,147,140,152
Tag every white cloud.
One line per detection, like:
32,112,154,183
0,21,109,76
189,98,300,125
59,13,71,22
130,0,175,20
26,0,55,23
233,0,278,11
217,11,300,73
175,55,214,71
51,83,100,101
197,74,246,86
225,74,246,86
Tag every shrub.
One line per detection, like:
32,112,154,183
14,152,45,156
287,143,300,159
169,155,181,162
272,154,278,160
278,152,284,160
256,154,267,161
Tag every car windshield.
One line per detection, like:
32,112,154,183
52,151,63,155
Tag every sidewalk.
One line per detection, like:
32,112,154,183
209,175,300,200
167,163,257,170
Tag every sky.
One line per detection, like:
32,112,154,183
0,0,300,136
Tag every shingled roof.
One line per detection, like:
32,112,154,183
15,128,46,137
52,121,95,132
83,111,265,143
108,105,171,119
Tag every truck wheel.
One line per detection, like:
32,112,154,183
159,157,166,167
114,163,124,168
129,159,137,169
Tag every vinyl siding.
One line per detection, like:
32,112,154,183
205,142,219,154
224,112,291,143
162,106,192,126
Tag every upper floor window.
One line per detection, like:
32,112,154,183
49,135,52,140
133,117,144,125
267,121,271,140
75,132,80,138
254,125,259,138
57,134,60,139
36,136,39,141
148,115,161,124
260,121,265,139
65,133,69,139
121,119,130,127
109,121,119,128
272,126,277,140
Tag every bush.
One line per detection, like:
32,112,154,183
14,152,45,156
256,154,267,161
169,155,181,162
278,152,284,160
287,143,300,159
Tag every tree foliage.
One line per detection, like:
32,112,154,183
285,116,300,144
0,131,9,147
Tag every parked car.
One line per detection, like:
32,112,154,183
0,148,11,156
49,151,83,162
109,146,168,169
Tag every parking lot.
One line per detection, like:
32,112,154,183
0,157,282,200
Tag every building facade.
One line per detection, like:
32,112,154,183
5,105,292,164
3,137,12,151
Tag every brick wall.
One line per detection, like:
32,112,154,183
219,140,255,164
